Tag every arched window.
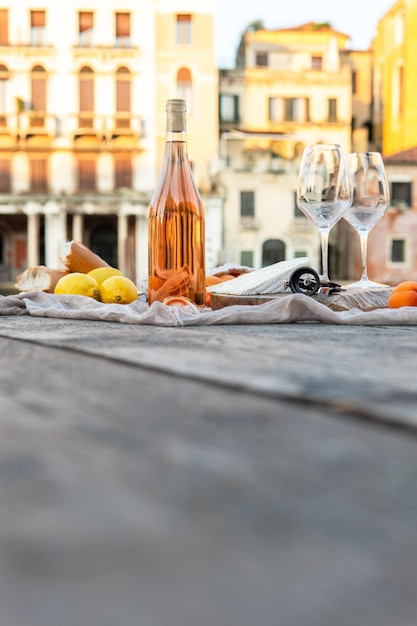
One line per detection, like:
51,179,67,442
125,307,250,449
262,239,286,267
115,66,131,128
0,64,9,126
31,65,46,126
176,67,192,112
79,66,94,128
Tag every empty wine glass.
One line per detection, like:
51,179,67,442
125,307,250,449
297,144,352,282
344,152,390,289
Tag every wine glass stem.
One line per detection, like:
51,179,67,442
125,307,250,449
359,231,369,282
319,227,331,282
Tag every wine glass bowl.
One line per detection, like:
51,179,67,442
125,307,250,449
344,152,390,289
297,144,352,282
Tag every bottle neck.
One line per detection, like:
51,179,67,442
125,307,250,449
166,129,187,143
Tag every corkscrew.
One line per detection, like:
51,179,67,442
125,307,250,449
287,266,344,297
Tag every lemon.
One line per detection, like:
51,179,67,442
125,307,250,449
87,266,123,286
99,275,138,304
54,272,100,300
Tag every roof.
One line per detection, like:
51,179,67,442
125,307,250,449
384,147,417,165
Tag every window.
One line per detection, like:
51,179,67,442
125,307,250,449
116,67,131,128
293,191,305,217
352,70,358,94
78,158,96,191
328,98,337,122
295,250,308,258
269,97,310,122
78,66,94,128
30,158,47,192
176,67,192,112
79,12,94,47
30,10,46,46
114,157,132,189
0,9,8,45
0,159,10,192
0,65,9,125
391,238,406,263
219,94,239,123
240,251,253,267
311,55,322,70
262,239,286,266
176,14,191,44
30,65,46,126
255,52,268,67
240,191,255,218
115,12,131,48
392,62,404,118
391,181,412,208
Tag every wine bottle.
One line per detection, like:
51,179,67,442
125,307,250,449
148,99,205,306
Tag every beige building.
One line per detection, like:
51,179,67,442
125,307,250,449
216,22,362,276
0,0,221,289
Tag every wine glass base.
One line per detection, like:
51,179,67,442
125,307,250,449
345,279,389,290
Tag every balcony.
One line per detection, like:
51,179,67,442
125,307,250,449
68,113,142,143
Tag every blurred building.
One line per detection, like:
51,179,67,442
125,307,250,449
0,0,221,289
372,0,417,157
365,0,417,284
215,22,371,276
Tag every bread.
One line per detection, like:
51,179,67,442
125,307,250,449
59,240,110,273
15,266,70,293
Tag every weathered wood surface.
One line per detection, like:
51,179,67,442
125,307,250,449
0,315,416,626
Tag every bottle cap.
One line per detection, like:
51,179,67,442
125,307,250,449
167,99,186,132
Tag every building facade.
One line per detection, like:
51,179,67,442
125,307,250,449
0,0,221,289
372,0,417,157
216,22,360,275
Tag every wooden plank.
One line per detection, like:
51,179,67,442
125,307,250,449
0,333,416,625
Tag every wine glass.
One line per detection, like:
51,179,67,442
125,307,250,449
343,152,390,289
297,144,352,282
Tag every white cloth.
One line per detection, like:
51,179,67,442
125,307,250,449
0,290,416,327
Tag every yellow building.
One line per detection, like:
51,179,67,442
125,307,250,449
373,0,417,156
217,22,356,273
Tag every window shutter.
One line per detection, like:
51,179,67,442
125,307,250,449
31,11,45,27
30,159,47,191
78,159,96,191
116,77,130,112
79,70,94,111
0,159,10,192
79,12,93,33
0,10,8,45
115,158,132,189
116,13,130,37
31,69,46,111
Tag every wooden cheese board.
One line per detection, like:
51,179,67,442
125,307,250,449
210,287,392,313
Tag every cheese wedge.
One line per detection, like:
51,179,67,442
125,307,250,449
206,257,310,296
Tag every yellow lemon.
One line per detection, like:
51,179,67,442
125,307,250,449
87,266,123,286
54,272,100,300
99,275,138,304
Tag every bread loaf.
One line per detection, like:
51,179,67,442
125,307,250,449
59,240,109,273
15,266,70,293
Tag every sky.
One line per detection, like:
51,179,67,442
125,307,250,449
215,0,396,68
